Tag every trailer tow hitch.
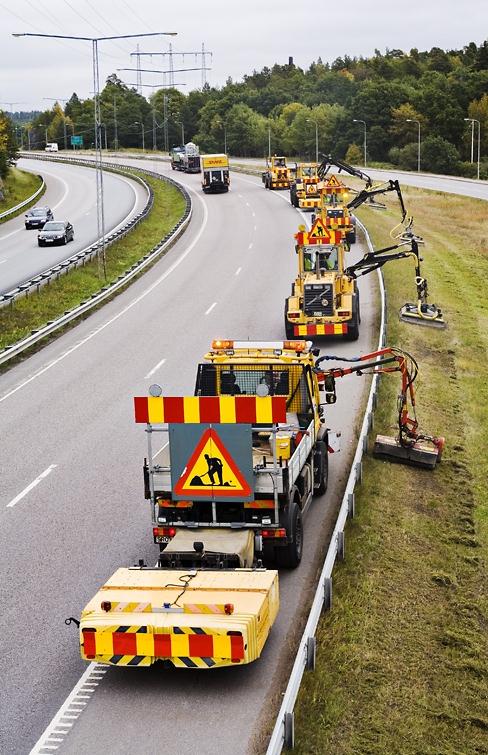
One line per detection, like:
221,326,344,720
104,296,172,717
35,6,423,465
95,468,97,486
65,617,80,628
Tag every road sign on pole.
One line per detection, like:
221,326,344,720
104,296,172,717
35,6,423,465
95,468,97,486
71,135,83,146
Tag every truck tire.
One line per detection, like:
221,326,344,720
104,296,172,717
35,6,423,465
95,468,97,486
347,229,356,244
314,440,329,495
275,500,303,568
284,300,295,340
345,294,360,341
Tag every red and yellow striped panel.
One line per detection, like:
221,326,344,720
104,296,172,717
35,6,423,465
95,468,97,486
82,625,245,666
294,323,348,336
134,396,287,424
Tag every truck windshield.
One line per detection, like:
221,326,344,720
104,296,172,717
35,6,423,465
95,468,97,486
195,363,313,420
303,245,338,271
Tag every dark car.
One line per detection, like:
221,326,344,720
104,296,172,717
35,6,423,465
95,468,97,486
38,221,74,247
25,206,53,229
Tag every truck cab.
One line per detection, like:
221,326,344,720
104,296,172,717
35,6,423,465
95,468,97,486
142,341,329,568
290,162,320,209
285,223,360,340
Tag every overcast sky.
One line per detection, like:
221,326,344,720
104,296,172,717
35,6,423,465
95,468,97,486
1,0,487,112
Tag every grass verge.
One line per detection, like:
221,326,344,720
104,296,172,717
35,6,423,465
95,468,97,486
293,186,488,754
0,171,186,351
0,167,44,224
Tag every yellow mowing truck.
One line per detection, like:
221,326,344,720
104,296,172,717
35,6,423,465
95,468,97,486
262,155,292,190
77,341,331,670
201,154,230,193
289,162,321,209
318,174,357,244
285,222,361,340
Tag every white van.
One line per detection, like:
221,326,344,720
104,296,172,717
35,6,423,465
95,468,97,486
45,142,59,152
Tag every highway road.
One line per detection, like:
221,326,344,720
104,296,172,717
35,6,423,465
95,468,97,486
0,158,377,755
0,158,148,296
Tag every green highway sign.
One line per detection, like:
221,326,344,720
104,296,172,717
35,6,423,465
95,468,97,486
71,135,83,146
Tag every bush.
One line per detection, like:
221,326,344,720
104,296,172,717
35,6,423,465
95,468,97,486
388,142,418,170
345,143,363,164
421,135,460,175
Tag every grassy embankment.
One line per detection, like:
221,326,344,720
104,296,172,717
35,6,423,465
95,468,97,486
0,167,44,224
294,186,488,754
0,172,186,352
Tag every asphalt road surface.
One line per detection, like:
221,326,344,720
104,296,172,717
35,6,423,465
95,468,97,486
2,157,485,755
0,158,148,296
0,158,378,755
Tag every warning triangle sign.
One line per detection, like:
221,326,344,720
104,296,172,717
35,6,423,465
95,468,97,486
174,427,252,498
326,175,341,187
309,217,327,238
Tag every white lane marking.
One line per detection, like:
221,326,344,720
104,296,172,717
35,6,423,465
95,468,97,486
29,663,107,754
245,201,250,207
248,242,253,250
235,266,242,276
0,259,6,265
7,464,57,508
251,211,256,218
205,301,217,315
144,356,166,379
254,225,257,231
0,188,208,406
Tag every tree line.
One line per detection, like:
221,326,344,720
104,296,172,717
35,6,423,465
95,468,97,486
4,40,488,178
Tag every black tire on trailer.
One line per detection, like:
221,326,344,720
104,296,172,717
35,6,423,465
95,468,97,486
313,439,329,495
275,499,303,568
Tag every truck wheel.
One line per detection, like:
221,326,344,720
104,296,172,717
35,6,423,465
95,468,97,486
347,230,356,244
314,440,329,495
276,500,303,568
284,300,295,340
345,294,360,341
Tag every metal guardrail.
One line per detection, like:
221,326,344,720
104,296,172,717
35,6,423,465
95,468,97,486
0,156,191,367
266,218,387,753
0,175,45,221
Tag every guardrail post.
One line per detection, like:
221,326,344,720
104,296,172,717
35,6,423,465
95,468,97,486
337,531,345,561
283,712,295,750
355,461,362,485
347,492,355,518
306,636,316,671
323,577,332,612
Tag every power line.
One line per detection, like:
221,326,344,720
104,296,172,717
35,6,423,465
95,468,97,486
119,0,153,33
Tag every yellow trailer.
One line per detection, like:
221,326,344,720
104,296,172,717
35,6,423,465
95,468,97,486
79,555,279,669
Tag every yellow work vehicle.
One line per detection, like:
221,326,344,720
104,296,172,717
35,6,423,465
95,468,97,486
318,175,357,244
262,155,292,190
290,162,321,209
285,222,361,340
75,341,331,670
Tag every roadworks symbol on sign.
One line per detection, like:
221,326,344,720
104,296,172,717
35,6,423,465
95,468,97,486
174,427,252,498
309,217,327,237
326,175,341,187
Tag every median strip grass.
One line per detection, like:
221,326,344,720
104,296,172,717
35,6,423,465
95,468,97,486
0,167,44,224
294,187,488,754
0,171,186,352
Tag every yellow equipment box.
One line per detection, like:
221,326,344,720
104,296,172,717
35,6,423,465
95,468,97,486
80,563,279,669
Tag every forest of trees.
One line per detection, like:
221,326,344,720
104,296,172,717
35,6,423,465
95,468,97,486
4,40,488,177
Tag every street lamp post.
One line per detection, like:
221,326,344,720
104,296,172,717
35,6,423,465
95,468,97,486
113,95,118,151
306,118,319,163
353,119,367,167
223,123,227,154
13,31,177,279
268,126,271,159
38,123,48,147
464,118,481,180
134,121,145,151
406,118,421,172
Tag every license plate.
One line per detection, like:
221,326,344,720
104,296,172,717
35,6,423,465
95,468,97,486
44,238,53,242
313,311,323,316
